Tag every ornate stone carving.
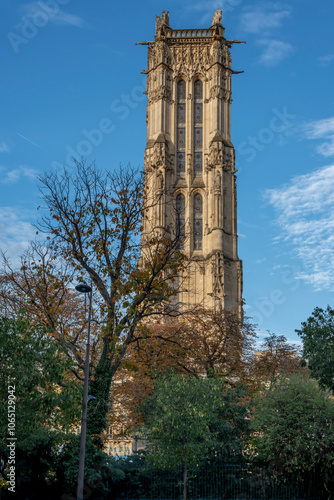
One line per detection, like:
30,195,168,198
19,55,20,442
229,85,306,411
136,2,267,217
209,140,223,167
210,85,223,100
223,89,231,102
145,140,172,172
197,262,205,275
214,170,221,193
212,9,222,26
148,84,172,105
141,9,243,315
169,45,212,79
156,170,164,192
155,10,170,37
187,154,193,175
212,251,224,294
223,147,234,171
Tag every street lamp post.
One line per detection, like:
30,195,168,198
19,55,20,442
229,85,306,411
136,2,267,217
75,283,92,500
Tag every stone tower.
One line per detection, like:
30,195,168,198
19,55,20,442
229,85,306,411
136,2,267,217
140,9,243,314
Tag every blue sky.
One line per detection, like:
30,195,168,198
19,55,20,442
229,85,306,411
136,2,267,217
1,0,334,344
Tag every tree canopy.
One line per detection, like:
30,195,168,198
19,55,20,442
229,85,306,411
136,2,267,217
296,305,334,393
252,374,334,479
0,314,82,498
110,309,256,435
0,160,187,444
141,373,250,500
251,332,304,391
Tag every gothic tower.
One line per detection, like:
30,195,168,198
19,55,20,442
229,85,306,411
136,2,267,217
140,9,243,314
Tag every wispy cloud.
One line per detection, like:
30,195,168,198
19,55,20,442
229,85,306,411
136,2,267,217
0,142,10,153
257,39,293,67
0,165,39,184
22,2,86,28
181,0,242,25
265,164,334,291
318,54,334,67
0,207,36,264
304,117,334,157
240,6,291,34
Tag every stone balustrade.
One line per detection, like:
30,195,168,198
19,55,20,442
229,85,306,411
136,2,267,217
166,28,214,38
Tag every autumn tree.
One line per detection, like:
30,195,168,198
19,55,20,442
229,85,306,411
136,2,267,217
1,160,186,444
110,322,187,435
0,241,97,380
176,308,256,380
251,332,305,391
110,309,256,435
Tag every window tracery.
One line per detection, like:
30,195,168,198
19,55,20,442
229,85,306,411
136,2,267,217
176,80,186,179
193,193,203,250
193,80,203,178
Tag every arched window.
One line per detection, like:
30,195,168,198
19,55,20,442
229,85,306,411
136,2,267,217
176,193,185,248
193,193,203,250
193,80,203,178
177,81,186,179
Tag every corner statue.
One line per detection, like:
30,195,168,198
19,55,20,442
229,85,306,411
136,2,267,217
212,9,222,25
139,9,244,315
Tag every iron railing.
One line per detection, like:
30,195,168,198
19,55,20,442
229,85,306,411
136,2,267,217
111,464,331,500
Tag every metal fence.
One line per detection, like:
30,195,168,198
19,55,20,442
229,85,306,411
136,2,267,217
111,465,331,500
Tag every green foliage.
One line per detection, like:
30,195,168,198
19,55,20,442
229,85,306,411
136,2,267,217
208,385,251,464
141,374,250,469
0,315,81,497
57,435,125,499
252,374,334,479
297,305,334,392
0,314,81,434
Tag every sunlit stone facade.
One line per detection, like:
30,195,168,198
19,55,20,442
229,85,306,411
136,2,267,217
140,9,243,314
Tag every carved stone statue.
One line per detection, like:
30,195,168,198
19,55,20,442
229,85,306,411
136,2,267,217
156,171,164,191
214,170,221,192
155,15,161,33
212,9,222,25
155,10,170,34
161,10,170,26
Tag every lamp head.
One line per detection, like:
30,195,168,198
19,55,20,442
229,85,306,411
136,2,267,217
75,283,92,294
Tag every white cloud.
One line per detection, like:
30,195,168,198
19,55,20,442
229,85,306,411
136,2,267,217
305,117,334,138
265,164,334,291
304,117,334,157
23,2,86,28
0,207,36,265
0,142,10,153
240,7,291,34
258,39,293,67
0,165,39,184
318,54,334,67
